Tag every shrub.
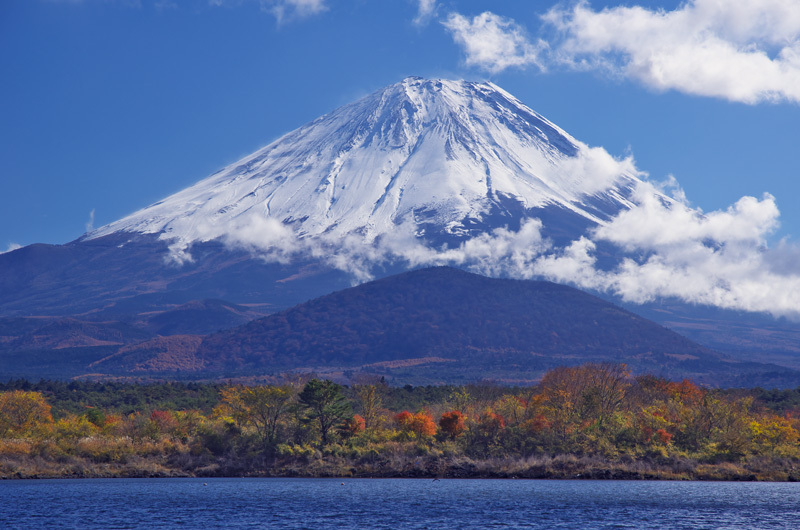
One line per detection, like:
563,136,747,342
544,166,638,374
439,411,466,440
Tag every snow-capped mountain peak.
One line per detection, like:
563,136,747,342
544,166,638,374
87,78,641,247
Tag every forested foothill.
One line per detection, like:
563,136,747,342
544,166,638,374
2,364,800,481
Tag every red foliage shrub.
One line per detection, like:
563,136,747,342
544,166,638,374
481,412,505,431
654,428,673,445
395,410,436,437
150,410,178,434
342,414,366,436
524,414,550,433
667,380,704,404
394,411,413,427
439,410,466,439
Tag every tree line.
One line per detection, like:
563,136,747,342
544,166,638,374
1,364,799,480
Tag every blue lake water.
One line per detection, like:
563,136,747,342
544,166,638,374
0,478,798,529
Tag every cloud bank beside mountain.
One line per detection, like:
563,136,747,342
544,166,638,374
160,172,800,319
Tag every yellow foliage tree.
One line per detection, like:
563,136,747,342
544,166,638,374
0,390,53,437
219,385,294,449
750,415,800,454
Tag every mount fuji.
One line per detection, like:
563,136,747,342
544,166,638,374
86,77,641,255
2,77,799,382
1,77,652,317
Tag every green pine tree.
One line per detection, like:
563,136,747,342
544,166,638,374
299,379,351,445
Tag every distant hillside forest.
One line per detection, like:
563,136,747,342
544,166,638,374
2,364,800,481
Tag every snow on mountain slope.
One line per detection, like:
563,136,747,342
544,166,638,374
87,78,642,251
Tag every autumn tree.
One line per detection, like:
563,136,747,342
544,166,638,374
55,413,100,441
448,387,472,415
353,384,383,432
630,377,703,451
299,379,351,445
394,410,437,439
410,411,437,437
703,394,755,457
477,411,505,440
0,390,53,437
220,384,294,450
539,364,630,429
340,414,366,438
394,411,413,428
751,414,800,454
439,410,466,440
150,410,179,436
494,395,526,427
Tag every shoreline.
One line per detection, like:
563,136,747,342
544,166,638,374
3,454,799,482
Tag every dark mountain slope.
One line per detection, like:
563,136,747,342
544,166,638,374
193,267,793,385
0,317,151,352
145,299,268,336
0,234,351,317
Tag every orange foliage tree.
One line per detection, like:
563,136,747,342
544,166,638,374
395,410,436,438
439,410,466,440
476,411,505,439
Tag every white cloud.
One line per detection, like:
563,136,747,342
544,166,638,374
593,184,780,250
600,245,800,319
222,215,301,264
2,243,22,255
543,0,800,104
162,210,301,266
163,183,800,318
268,0,326,23
532,236,603,288
540,182,800,318
443,12,547,74
556,145,642,196
158,165,800,319
85,208,96,233
209,0,327,22
162,177,800,319
432,219,550,278
413,0,437,26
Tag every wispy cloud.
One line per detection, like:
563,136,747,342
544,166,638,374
412,0,437,27
45,0,142,6
85,209,96,233
155,0,177,10
208,0,327,23
443,12,547,74
2,243,22,255
267,0,327,23
543,0,800,104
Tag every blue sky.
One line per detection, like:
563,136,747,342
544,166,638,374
2,0,800,255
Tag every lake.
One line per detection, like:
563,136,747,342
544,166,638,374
0,478,797,529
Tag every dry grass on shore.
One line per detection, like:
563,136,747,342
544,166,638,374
3,451,799,482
